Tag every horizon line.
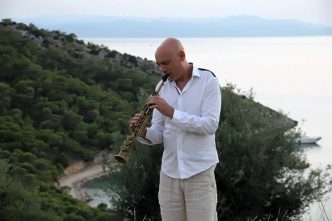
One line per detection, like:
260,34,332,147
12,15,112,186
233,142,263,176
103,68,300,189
3,15,332,27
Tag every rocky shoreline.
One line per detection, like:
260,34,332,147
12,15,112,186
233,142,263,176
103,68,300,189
58,163,108,202
58,152,118,202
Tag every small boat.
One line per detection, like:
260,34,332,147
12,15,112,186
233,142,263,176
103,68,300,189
295,135,321,144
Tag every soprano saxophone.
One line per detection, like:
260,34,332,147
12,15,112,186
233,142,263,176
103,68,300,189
114,74,169,164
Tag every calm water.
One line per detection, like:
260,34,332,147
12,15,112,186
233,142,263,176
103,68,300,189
83,37,332,220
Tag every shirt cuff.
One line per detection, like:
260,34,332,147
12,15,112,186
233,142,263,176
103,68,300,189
137,136,153,145
171,109,184,124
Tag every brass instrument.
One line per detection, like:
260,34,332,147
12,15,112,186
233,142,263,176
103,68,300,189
114,74,169,164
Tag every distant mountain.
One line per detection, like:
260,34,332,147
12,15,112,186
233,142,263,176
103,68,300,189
13,15,332,37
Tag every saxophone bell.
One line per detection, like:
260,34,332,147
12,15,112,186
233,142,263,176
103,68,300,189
114,150,128,164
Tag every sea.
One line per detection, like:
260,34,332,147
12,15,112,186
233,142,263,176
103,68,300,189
82,36,332,220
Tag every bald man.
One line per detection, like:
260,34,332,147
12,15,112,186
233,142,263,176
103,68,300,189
132,38,221,221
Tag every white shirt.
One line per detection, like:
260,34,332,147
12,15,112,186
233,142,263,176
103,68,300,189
138,64,221,179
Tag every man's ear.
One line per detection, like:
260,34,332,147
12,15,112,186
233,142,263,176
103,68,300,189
178,50,186,60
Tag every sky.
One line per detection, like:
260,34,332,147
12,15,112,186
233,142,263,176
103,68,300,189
1,0,332,26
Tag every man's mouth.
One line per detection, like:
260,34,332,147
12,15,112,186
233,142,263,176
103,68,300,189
167,73,173,79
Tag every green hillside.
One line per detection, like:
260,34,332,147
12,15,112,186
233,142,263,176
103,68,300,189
0,18,162,221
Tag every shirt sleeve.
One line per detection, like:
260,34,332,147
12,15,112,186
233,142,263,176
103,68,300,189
171,77,221,135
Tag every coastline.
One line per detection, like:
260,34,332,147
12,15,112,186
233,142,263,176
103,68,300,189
58,163,109,201
58,152,118,202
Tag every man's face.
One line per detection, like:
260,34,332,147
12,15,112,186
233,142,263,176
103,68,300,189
155,49,181,81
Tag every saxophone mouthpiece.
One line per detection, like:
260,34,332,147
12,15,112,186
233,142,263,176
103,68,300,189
162,74,169,82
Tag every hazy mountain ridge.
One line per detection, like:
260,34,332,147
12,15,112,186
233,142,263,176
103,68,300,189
14,15,332,37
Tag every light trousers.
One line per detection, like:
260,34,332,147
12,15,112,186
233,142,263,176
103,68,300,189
158,165,218,221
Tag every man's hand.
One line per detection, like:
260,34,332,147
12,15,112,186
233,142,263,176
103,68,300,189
130,112,142,128
147,96,174,118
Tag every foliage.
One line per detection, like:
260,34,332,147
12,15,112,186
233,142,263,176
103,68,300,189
106,143,163,220
0,19,161,220
216,85,331,220
0,160,58,221
0,19,160,161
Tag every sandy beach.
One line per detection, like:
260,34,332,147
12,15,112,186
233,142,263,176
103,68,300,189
58,163,110,201
58,151,119,202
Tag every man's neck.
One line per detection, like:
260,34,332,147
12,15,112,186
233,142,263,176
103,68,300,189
176,63,193,91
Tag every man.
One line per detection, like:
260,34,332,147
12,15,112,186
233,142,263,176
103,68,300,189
131,38,221,221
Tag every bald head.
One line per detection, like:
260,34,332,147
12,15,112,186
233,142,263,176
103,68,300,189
154,38,191,82
155,38,185,59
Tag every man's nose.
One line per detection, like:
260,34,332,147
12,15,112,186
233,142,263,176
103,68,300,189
159,65,166,73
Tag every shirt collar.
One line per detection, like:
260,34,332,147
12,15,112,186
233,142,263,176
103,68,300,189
168,62,200,85
191,63,200,79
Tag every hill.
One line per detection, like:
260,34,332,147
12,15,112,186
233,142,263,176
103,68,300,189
0,18,161,221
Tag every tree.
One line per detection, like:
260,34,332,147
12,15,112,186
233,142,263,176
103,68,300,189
0,83,14,114
214,86,332,220
106,143,163,221
0,160,59,221
63,214,86,221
